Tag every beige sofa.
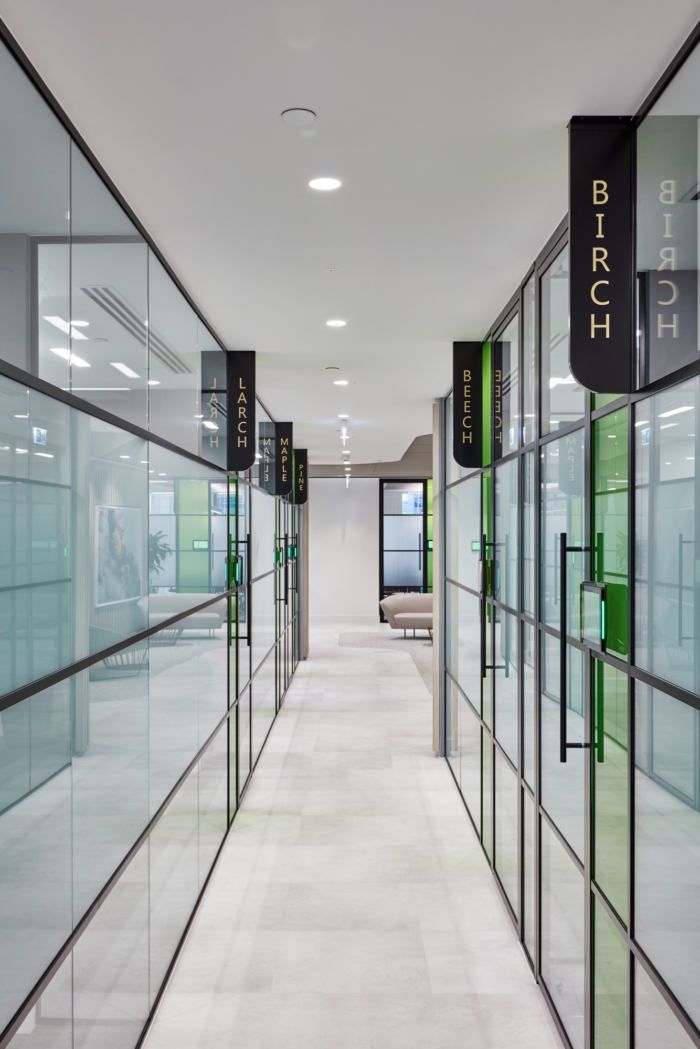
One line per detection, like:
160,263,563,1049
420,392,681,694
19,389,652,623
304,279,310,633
380,592,433,639
138,592,227,639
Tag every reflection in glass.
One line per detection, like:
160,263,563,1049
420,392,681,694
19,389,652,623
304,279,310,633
482,731,493,860
70,144,148,430
593,408,629,659
593,900,628,1049
494,457,518,610
635,960,697,1049
494,611,518,765
493,314,519,458
523,790,536,962
541,634,585,858
635,379,699,694
459,692,482,835
522,276,536,445
73,845,149,1049
635,683,699,1029
445,474,480,592
593,661,628,922
541,819,585,1049
541,247,583,433
495,747,518,914
446,583,481,709
541,430,585,637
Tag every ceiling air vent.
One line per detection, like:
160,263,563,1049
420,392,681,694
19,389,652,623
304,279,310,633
80,285,192,375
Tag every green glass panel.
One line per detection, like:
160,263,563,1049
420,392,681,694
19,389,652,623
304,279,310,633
593,408,629,658
175,478,209,515
179,516,209,551
594,900,628,1049
593,392,622,410
426,550,433,591
593,660,628,923
482,340,492,466
178,551,209,591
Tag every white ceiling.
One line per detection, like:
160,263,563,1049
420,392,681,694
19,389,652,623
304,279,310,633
1,0,698,464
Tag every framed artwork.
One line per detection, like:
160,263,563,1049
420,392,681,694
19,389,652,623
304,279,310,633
95,505,144,607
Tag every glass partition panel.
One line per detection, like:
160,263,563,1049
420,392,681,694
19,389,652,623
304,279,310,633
0,382,72,697
541,247,583,434
251,484,276,580
593,900,628,1049
0,43,70,382
445,473,480,592
494,457,518,610
482,731,493,860
635,962,697,1049
523,450,535,614
73,846,149,1049
541,819,585,1049
495,747,518,914
592,661,628,923
494,610,518,766
635,682,699,1029
446,582,481,709
459,692,482,835
493,314,519,459
635,378,699,694
541,634,585,858
541,430,585,637
0,684,72,1033
252,650,276,764
593,408,629,659
72,637,149,923
148,766,198,1006
198,720,227,885
522,276,536,445
523,790,536,961
69,144,148,430
251,572,276,674
523,622,535,788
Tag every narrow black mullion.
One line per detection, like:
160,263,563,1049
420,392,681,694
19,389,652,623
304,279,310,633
585,388,593,1049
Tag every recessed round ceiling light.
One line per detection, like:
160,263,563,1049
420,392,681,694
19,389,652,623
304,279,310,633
333,379,349,386
281,107,317,127
337,413,349,419
326,319,346,328
309,177,341,191
148,379,160,386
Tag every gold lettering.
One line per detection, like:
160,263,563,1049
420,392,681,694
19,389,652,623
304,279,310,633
595,212,605,239
593,180,609,205
591,280,610,306
590,314,611,339
461,431,472,444
592,247,610,272
659,246,677,271
659,179,677,205
462,369,471,382
657,279,678,306
657,314,679,338
237,390,247,404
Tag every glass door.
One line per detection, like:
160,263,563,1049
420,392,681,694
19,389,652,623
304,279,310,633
379,479,429,618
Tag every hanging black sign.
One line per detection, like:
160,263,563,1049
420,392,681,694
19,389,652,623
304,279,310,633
200,351,228,468
275,423,293,497
452,342,483,468
258,421,275,493
225,350,256,471
293,449,308,505
569,116,635,394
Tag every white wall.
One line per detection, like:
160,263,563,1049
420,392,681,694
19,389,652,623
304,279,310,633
309,478,379,618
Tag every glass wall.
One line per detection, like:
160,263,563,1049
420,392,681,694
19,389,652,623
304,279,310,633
0,32,303,1049
441,34,700,1049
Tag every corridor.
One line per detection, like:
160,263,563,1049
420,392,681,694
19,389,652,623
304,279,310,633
143,622,562,1049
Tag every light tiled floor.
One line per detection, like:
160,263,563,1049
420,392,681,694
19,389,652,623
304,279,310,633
143,620,562,1049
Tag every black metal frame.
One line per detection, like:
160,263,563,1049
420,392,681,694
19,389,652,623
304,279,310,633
441,19,700,1049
